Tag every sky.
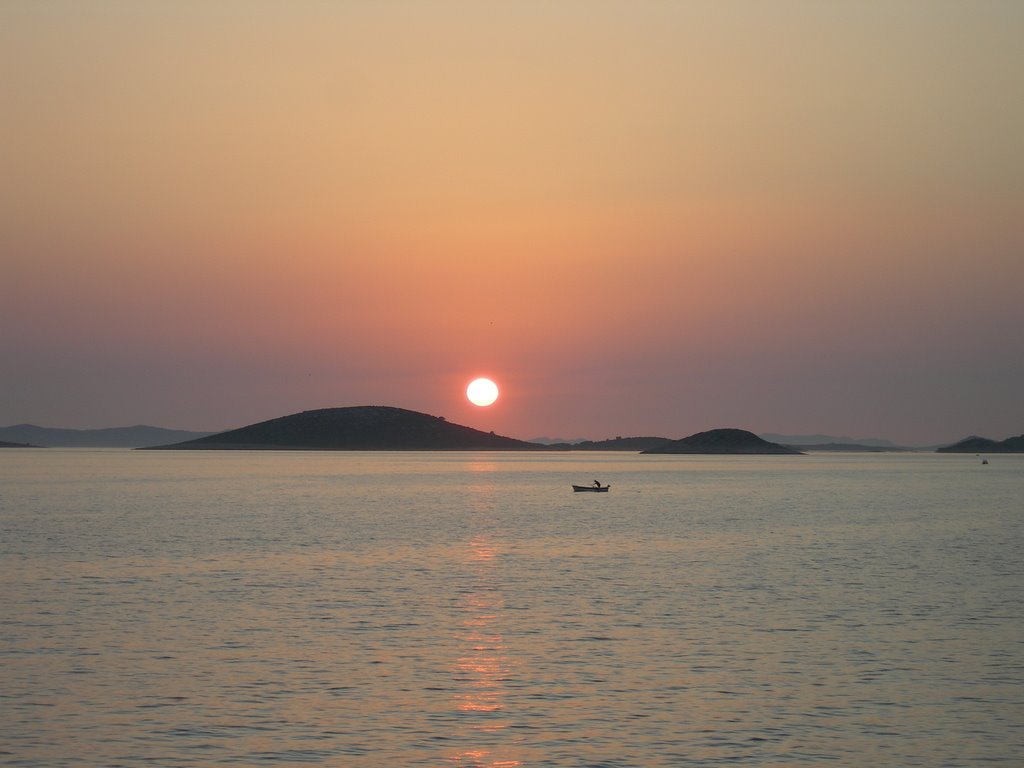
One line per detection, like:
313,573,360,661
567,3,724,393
2,1,1022,446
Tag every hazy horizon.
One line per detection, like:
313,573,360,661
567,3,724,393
3,2,1022,446
1,410,1015,449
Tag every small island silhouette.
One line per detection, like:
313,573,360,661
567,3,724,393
641,428,804,455
936,434,1024,453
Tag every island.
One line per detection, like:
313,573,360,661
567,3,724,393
141,406,555,451
546,436,675,451
936,435,1024,453
0,440,41,448
0,424,213,448
784,442,910,452
641,428,804,455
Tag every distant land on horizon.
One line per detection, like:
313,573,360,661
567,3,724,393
548,436,675,451
936,434,1024,453
141,406,553,451
0,424,214,448
643,429,804,455
538,433,917,451
759,432,898,447
784,442,913,453
5,416,1015,453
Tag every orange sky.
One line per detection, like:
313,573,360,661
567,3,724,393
2,2,1022,445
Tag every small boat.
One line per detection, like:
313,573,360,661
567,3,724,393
572,484,610,492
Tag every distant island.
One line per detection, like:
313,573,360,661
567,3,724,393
642,428,803,455
936,435,1024,453
0,440,41,448
141,406,553,451
546,436,675,451
759,432,897,447
782,442,912,452
541,433,914,452
0,424,213,448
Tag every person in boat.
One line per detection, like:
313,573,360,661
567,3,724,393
593,480,601,488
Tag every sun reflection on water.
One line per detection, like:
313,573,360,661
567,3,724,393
442,466,521,767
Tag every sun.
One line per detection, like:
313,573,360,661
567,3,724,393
466,377,499,407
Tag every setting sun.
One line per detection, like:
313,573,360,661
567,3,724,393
466,378,499,407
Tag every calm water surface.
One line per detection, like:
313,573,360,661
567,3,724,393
2,450,1022,766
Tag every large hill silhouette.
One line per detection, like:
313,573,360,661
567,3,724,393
142,406,550,451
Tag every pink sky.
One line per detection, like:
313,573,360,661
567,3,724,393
2,2,1022,445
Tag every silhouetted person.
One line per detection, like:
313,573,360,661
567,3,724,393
593,480,601,488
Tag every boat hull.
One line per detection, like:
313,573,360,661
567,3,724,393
572,484,609,492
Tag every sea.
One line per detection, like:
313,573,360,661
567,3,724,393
1,449,1021,767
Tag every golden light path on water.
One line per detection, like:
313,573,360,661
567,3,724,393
444,461,521,768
